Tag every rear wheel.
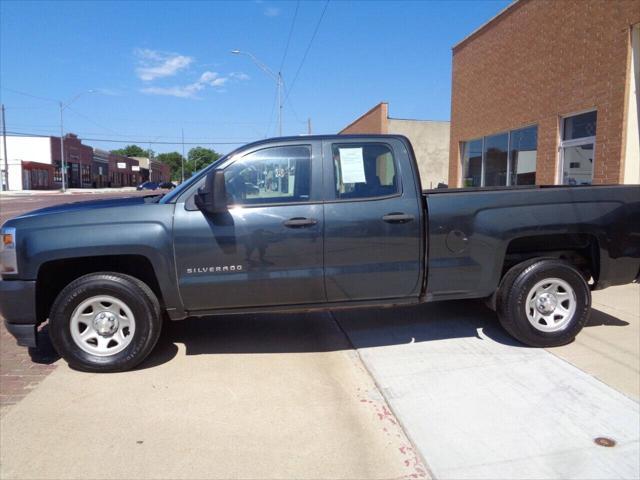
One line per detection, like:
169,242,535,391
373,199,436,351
49,272,162,372
496,259,591,347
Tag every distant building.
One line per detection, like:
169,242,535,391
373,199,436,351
108,153,139,187
340,102,450,189
0,133,92,191
131,156,171,183
449,0,639,187
92,149,110,188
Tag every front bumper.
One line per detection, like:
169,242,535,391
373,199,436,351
0,279,37,347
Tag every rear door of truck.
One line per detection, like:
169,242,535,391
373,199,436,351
322,137,424,302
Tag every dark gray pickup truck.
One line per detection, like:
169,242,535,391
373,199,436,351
1,135,639,372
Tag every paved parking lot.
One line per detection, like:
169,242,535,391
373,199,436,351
1,191,638,479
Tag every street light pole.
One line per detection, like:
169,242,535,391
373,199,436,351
231,50,283,136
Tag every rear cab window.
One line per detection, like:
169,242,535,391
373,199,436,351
331,143,399,200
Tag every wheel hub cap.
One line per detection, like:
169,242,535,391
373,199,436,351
525,277,577,333
69,295,136,357
93,311,118,336
535,292,558,314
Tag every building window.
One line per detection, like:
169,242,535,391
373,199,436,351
461,125,537,187
461,139,483,187
483,133,508,186
81,165,91,185
53,162,62,183
560,110,597,185
509,126,537,185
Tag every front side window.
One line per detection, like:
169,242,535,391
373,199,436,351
332,143,398,200
561,111,597,185
224,145,311,206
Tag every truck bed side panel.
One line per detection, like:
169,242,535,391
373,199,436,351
424,185,640,301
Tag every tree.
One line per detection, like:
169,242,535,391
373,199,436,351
187,147,220,176
156,152,185,181
110,145,151,158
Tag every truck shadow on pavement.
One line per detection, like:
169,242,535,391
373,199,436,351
27,301,628,370
136,300,629,370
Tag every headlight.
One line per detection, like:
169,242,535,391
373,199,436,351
0,227,18,274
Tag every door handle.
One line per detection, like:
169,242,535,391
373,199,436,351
283,217,318,228
382,212,414,224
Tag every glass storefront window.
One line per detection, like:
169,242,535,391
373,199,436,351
563,111,597,141
483,133,508,186
461,125,537,187
509,126,537,185
461,139,483,187
561,110,597,185
562,143,595,185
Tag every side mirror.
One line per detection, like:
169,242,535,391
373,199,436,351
195,169,227,215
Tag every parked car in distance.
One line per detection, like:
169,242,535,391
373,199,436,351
136,181,159,191
1,134,639,372
158,181,176,189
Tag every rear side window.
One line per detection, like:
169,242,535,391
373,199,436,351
332,143,398,200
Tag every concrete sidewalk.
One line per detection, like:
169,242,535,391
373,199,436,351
552,284,640,400
0,313,427,480
335,285,640,480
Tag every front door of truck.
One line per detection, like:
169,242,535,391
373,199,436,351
322,138,422,302
173,141,325,311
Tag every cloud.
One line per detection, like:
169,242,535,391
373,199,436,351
134,48,193,81
140,71,248,99
264,6,280,17
230,72,250,81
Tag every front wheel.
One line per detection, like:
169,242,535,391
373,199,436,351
496,259,591,347
49,272,162,372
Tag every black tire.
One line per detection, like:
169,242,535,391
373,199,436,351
49,272,162,372
496,258,591,347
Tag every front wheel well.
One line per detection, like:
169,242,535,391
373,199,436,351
36,255,163,324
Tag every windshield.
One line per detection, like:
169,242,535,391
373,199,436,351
159,152,231,204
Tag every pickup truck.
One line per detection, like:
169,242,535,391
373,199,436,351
1,135,639,372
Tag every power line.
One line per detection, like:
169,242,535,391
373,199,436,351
5,130,252,145
1,87,57,104
284,0,329,103
66,106,121,135
279,0,300,73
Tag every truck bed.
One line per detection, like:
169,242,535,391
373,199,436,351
422,184,640,301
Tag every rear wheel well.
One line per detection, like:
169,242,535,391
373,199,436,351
503,233,599,285
36,255,163,324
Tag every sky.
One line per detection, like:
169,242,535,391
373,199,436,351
0,0,510,156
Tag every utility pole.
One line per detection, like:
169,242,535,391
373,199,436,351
1,105,8,191
307,117,312,135
59,102,66,192
181,128,185,183
278,72,283,137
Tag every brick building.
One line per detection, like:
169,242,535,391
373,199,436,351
108,153,140,187
340,103,450,189
131,157,172,184
449,0,640,187
50,134,94,188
